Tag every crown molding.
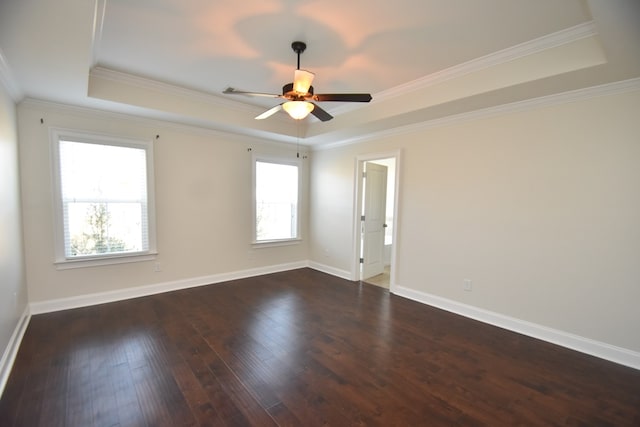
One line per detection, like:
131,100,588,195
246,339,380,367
90,66,253,110
22,76,639,153
373,21,598,104
0,49,24,102
19,97,302,148
315,77,640,150
89,66,295,128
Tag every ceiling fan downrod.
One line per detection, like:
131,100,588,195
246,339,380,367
291,41,306,70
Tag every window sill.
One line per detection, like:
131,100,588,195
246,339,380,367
251,238,302,249
54,251,158,270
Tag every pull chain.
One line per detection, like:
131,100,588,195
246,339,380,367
296,120,300,158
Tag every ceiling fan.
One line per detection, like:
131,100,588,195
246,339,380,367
223,41,372,122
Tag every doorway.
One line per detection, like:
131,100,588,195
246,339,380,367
353,151,400,290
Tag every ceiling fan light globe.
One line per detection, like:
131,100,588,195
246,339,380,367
283,101,314,120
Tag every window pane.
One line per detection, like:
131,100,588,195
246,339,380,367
59,141,147,201
256,161,298,241
58,140,149,257
66,202,143,256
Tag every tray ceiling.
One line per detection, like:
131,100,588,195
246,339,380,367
1,0,638,146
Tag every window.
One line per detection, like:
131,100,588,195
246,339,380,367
51,129,156,267
253,156,301,244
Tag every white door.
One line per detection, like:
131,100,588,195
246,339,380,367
362,162,387,279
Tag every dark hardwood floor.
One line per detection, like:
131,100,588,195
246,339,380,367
1,268,639,426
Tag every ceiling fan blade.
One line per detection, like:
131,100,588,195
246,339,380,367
309,103,333,122
313,93,372,102
255,104,283,120
223,87,282,98
293,70,315,94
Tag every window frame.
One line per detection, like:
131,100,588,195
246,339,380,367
50,128,157,269
251,153,302,247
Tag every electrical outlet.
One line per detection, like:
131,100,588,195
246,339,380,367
154,262,161,272
463,279,472,291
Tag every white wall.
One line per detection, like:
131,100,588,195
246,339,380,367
17,101,309,303
0,81,28,364
12,85,640,362
309,89,640,354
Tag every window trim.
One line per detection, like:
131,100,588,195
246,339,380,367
251,153,302,246
50,128,157,268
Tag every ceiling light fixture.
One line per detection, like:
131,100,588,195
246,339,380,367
223,41,371,122
282,101,314,120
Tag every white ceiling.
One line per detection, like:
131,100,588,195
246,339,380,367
1,0,639,146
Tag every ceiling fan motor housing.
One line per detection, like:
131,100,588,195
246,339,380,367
223,40,372,122
283,82,314,100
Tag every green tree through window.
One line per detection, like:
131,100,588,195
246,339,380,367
70,203,128,256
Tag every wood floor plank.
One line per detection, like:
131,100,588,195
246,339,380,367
1,268,639,426
37,349,69,427
205,348,278,426
13,361,49,426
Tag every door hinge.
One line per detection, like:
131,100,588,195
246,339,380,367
361,215,365,221
362,171,367,178
359,258,364,264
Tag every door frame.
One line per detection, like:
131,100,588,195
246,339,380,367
352,149,402,292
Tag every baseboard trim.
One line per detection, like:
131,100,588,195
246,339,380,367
394,286,640,370
30,261,308,315
307,261,353,281
0,306,31,398
24,263,639,371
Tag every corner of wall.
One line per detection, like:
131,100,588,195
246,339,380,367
0,306,30,399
